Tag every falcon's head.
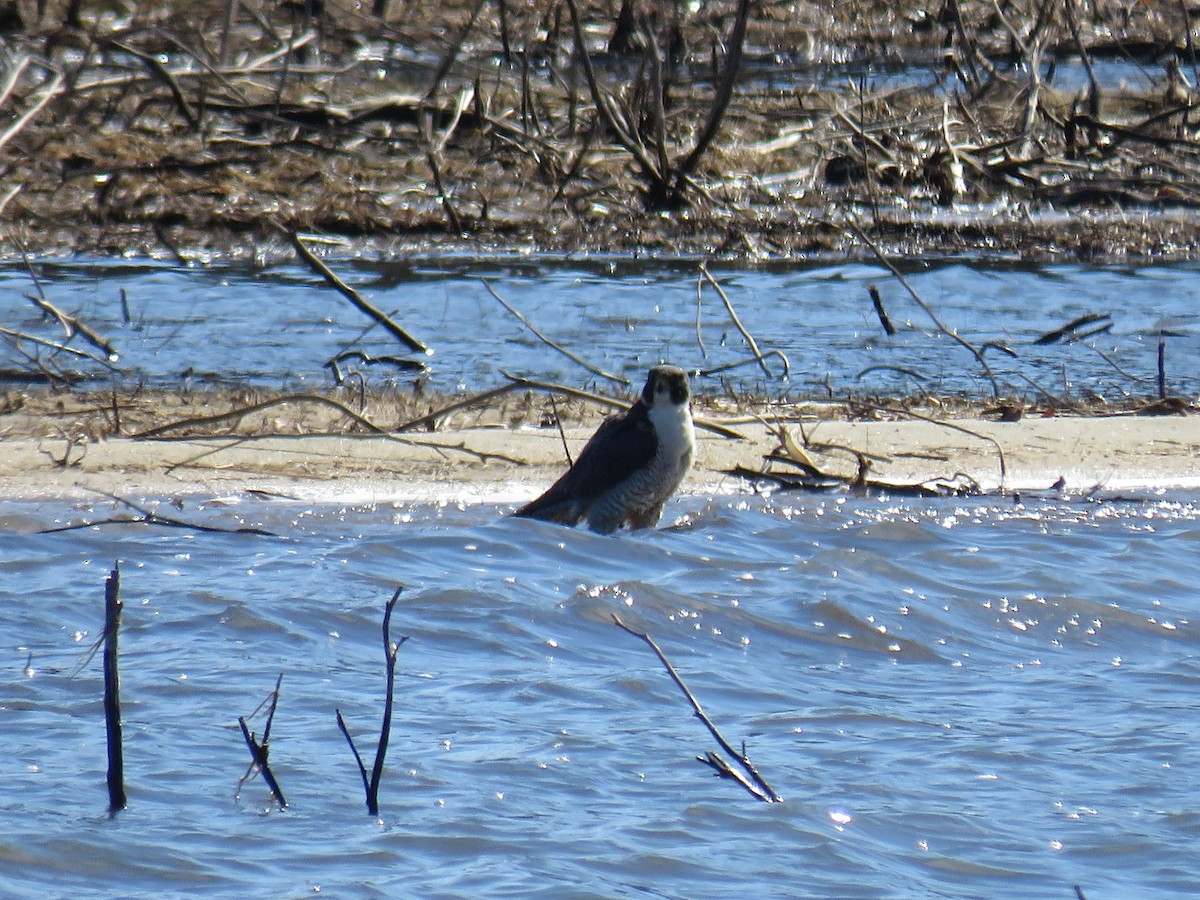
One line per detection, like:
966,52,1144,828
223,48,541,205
642,365,691,408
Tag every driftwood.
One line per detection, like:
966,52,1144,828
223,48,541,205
868,285,897,336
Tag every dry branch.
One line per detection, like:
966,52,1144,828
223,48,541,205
851,224,1001,396
612,613,782,803
25,294,118,359
1033,313,1112,345
499,371,748,440
290,234,430,355
482,280,629,387
39,491,277,536
698,265,784,379
866,402,1007,485
130,392,392,439
0,63,64,153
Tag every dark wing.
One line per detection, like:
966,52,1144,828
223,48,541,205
513,401,657,523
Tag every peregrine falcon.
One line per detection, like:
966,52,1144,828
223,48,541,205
514,365,695,534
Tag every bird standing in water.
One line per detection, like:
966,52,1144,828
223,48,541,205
513,365,695,534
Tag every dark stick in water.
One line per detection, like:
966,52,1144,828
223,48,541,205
238,673,287,809
868,284,897,336
1158,332,1167,400
103,563,127,813
337,587,407,816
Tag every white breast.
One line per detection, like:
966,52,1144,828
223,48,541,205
648,400,695,476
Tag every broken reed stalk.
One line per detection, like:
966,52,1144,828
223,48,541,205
238,673,287,809
482,280,629,386
289,233,430,355
337,586,407,817
103,562,127,812
612,613,782,803
698,264,777,378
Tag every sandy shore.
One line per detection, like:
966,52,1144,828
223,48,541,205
3,412,1198,504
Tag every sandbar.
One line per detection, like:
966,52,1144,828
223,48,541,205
2,411,1198,505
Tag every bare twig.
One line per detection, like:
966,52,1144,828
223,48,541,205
549,395,574,467
1033,313,1111,345
25,294,118,359
482,280,629,386
0,325,120,370
699,350,791,379
699,264,778,378
612,613,782,803
109,39,200,129
675,0,752,184
865,402,1007,485
129,392,391,439
39,490,277,536
237,674,287,810
500,371,748,440
0,65,64,153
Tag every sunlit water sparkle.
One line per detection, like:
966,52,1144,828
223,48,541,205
4,491,1200,898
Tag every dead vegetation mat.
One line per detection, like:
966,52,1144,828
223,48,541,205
1,0,1200,260
0,382,1188,449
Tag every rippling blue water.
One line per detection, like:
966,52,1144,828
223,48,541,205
4,257,1200,401
4,492,1200,898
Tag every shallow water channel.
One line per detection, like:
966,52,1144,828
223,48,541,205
3,258,1200,898
3,255,1200,401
